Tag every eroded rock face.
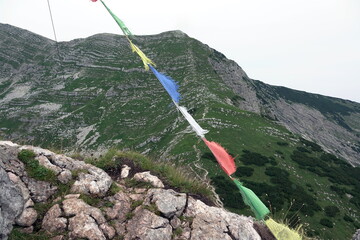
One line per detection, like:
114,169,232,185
0,166,24,240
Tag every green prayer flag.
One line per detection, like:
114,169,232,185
233,179,270,220
100,0,132,36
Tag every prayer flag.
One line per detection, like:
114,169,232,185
149,65,181,103
100,0,132,36
233,179,270,220
130,42,155,70
203,139,236,175
265,218,302,240
174,103,209,137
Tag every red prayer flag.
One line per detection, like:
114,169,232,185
203,138,236,176
91,0,98,2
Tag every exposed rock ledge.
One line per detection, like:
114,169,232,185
0,141,271,240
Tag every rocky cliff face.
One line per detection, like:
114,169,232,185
0,141,269,240
209,53,360,166
1,23,359,166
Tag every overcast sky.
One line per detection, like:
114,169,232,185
1,0,359,103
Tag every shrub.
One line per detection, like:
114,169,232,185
240,150,269,166
277,141,289,146
324,206,340,217
343,214,354,222
234,166,254,177
320,218,333,228
300,138,322,152
290,151,317,167
296,146,311,153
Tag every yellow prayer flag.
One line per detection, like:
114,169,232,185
265,218,302,240
129,41,155,70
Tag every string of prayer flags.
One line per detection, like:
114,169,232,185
90,2,301,236
203,138,236,176
149,65,181,103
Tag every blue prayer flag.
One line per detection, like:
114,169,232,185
149,65,181,103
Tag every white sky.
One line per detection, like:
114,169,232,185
1,0,359,103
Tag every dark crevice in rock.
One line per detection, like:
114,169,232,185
89,214,101,226
225,225,236,240
183,193,189,215
253,222,276,240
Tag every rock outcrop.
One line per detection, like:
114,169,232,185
0,141,267,240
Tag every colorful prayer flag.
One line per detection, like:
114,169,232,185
265,218,302,240
130,42,155,70
149,65,181,103
233,179,270,220
174,103,209,137
99,0,132,36
203,139,236,175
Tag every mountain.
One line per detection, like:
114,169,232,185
0,23,359,166
1,23,360,239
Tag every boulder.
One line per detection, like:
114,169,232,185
71,166,112,196
22,176,58,202
185,197,261,240
125,208,172,240
68,212,106,240
133,171,164,188
104,191,131,222
148,189,186,218
42,204,67,233
15,207,38,227
121,165,131,178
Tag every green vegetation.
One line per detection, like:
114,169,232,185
8,228,52,240
240,150,269,166
320,218,334,228
234,166,254,177
115,151,213,200
18,150,57,182
324,206,340,217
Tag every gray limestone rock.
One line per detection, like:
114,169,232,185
42,204,67,233
133,171,164,188
185,197,261,240
22,176,58,202
0,166,24,240
15,207,38,227
148,189,186,218
125,208,172,240
71,166,112,196
353,229,360,240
